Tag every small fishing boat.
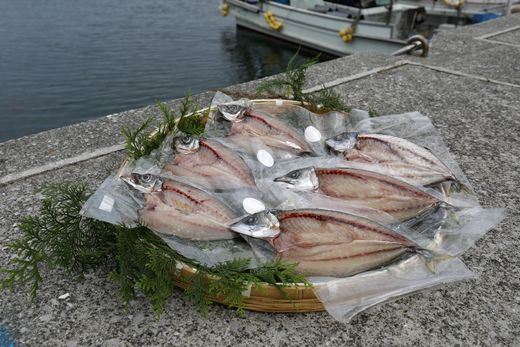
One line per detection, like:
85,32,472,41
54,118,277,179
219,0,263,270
220,0,513,56
221,0,425,55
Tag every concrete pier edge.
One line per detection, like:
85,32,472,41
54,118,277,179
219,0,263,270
0,14,519,346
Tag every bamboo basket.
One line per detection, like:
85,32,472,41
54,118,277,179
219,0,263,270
120,99,329,313
173,263,325,313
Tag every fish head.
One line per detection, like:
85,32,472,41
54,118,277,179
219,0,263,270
217,99,251,122
172,134,200,154
230,210,280,238
121,173,163,194
274,167,319,191
326,132,358,153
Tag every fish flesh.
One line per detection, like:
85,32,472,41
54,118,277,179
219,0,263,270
345,162,455,188
225,110,313,156
122,173,237,240
274,167,443,221
326,132,459,188
230,209,418,277
163,135,255,190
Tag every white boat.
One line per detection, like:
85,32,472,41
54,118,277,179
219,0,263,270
220,0,516,56
221,0,426,55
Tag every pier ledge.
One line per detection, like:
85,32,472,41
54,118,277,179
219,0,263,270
1,14,519,346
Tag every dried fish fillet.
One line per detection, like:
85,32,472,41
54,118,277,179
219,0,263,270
231,209,418,277
275,167,443,221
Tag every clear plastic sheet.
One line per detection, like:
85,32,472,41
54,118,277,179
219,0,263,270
81,92,505,321
254,156,401,225
312,256,475,323
80,174,141,226
206,92,351,158
81,159,266,268
350,110,473,191
253,154,503,256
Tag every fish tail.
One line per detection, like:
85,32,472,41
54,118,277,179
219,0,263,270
438,201,461,226
401,202,461,248
414,247,453,273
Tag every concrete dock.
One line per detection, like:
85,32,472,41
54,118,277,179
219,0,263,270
1,14,519,346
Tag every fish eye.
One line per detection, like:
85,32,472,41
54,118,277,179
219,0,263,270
288,171,301,179
182,136,192,144
141,174,151,182
246,216,257,225
225,105,240,113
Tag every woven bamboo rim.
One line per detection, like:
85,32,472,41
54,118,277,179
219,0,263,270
173,263,324,313
120,99,325,313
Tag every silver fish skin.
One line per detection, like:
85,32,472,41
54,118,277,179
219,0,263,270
121,173,163,194
140,179,237,240
229,210,280,238
164,137,255,189
326,132,457,183
231,209,417,277
228,110,312,155
217,99,252,122
274,167,442,221
172,134,200,154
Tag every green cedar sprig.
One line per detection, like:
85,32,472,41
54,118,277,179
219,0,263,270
123,92,206,160
304,87,350,114
0,182,309,317
368,106,381,117
0,183,116,302
256,49,350,113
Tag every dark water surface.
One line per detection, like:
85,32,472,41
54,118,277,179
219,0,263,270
0,0,329,142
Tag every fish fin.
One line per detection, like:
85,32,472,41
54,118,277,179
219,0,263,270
438,202,461,227
427,179,473,197
402,202,459,239
425,180,451,197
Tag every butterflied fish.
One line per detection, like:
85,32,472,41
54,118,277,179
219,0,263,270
274,166,444,221
121,173,237,240
230,209,419,277
163,135,255,190
326,132,460,189
225,110,313,156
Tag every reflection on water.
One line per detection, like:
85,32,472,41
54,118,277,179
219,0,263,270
0,0,331,142
221,27,334,82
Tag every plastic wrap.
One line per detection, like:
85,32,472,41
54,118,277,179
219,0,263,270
206,92,351,159
312,256,475,323
81,92,505,321
253,155,504,256
81,159,268,268
350,110,473,191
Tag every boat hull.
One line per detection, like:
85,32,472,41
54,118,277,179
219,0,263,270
228,1,407,56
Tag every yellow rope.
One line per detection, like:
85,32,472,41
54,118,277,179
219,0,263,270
339,26,354,43
220,1,229,16
264,11,283,31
